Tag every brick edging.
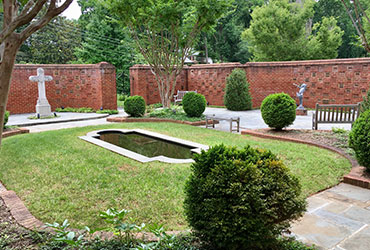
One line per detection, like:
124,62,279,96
2,128,30,138
107,117,218,126
241,129,370,189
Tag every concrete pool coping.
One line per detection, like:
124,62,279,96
79,129,209,163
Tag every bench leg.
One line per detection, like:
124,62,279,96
212,119,215,128
237,119,240,132
230,120,232,133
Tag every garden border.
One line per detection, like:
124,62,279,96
107,116,218,126
2,127,29,138
241,129,370,189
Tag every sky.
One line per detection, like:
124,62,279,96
61,0,82,20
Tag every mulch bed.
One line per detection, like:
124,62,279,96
242,128,370,189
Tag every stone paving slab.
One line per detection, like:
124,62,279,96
290,183,370,250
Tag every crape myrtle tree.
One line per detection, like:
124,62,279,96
0,0,73,146
107,0,232,108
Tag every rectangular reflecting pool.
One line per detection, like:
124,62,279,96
98,131,194,159
80,129,209,163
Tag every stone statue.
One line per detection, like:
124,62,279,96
293,83,307,109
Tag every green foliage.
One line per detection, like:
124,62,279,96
117,94,127,102
242,0,343,61
184,144,306,250
349,110,370,170
148,107,204,122
76,0,143,95
96,109,119,115
55,107,95,113
3,111,9,127
361,86,370,112
182,92,207,117
261,93,296,130
313,0,368,58
224,68,252,110
124,96,146,117
16,16,81,64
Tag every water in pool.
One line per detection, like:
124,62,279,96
98,131,195,159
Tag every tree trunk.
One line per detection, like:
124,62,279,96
0,34,21,146
204,35,208,64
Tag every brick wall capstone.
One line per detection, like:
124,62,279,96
130,58,370,108
7,62,117,114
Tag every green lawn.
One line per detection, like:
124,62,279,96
0,123,351,231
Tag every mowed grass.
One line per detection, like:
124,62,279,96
0,123,351,230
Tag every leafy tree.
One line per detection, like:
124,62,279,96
196,0,264,63
76,0,141,94
16,16,81,64
313,0,367,58
340,0,370,53
108,0,232,107
242,0,344,61
0,0,73,146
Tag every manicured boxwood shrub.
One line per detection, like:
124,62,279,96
4,111,9,127
124,95,146,117
182,92,206,117
224,68,252,111
349,110,370,170
361,86,370,112
261,93,296,130
184,144,306,250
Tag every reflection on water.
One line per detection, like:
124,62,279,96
98,131,194,159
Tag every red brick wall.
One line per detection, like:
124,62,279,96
7,62,117,114
130,58,370,108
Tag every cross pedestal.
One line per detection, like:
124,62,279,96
29,68,53,117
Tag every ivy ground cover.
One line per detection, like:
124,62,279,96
0,123,351,230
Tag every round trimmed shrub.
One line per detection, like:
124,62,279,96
124,95,146,117
4,111,9,127
261,93,296,130
182,92,206,117
349,110,370,170
184,144,306,250
224,68,252,111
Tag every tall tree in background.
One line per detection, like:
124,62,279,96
0,0,73,146
76,0,140,94
108,0,232,107
197,0,264,63
16,16,82,64
313,0,367,58
340,0,370,53
243,0,343,61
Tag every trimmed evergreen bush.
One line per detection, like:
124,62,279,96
182,92,206,117
261,93,296,130
184,144,306,250
4,111,9,127
224,68,252,110
349,110,370,170
361,86,370,112
124,95,146,117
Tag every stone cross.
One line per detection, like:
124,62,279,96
29,68,53,117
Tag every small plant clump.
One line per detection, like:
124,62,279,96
184,144,306,250
182,92,207,117
4,111,9,127
55,107,95,113
349,110,370,170
224,68,252,111
96,109,119,115
261,93,296,130
124,95,146,117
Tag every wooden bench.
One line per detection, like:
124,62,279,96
312,103,362,130
206,114,240,133
173,90,197,104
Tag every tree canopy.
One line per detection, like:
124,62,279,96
242,0,344,61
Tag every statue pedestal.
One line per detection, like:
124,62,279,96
296,108,307,116
36,99,52,117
